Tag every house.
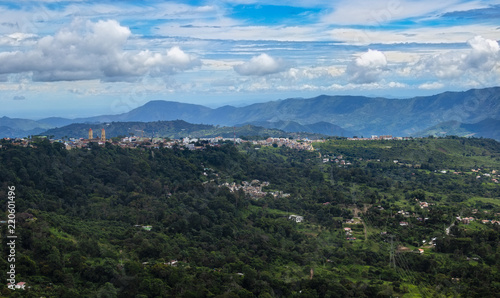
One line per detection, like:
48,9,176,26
399,221,409,226
289,215,304,223
165,260,178,266
419,202,429,209
461,217,475,224
8,282,26,290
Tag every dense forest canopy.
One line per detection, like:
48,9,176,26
0,137,499,297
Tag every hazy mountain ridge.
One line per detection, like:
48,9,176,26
2,87,500,139
109,87,499,137
41,120,325,140
416,118,500,140
0,116,53,131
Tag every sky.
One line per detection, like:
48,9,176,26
0,0,499,119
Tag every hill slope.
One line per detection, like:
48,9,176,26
1,137,500,296
416,118,500,140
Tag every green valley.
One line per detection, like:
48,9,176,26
0,136,499,297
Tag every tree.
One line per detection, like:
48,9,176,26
97,282,118,298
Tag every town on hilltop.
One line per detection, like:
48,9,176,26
1,128,321,151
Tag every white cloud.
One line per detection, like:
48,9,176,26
321,0,483,26
414,36,500,80
346,49,388,84
388,81,407,88
0,33,37,46
418,82,445,89
328,24,500,45
326,80,406,91
285,66,343,80
0,19,200,82
234,53,288,76
464,35,500,71
155,24,324,42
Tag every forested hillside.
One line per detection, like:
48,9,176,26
40,120,324,140
0,137,499,297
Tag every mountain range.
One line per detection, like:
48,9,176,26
2,87,500,140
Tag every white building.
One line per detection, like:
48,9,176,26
289,215,304,223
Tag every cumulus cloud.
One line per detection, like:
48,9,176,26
346,49,388,84
234,53,288,76
0,33,37,46
415,36,499,79
0,20,200,82
464,35,499,71
418,82,445,90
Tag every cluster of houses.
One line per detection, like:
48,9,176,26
2,135,323,152
343,217,363,240
347,135,412,141
472,169,500,183
455,214,500,225
252,138,316,150
67,135,240,150
322,154,351,165
418,201,430,209
480,219,500,225
219,180,290,199
344,227,356,241
436,168,500,183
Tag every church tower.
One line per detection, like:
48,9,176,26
101,128,106,142
88,128,93,140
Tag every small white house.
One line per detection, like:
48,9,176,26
289,215,304,223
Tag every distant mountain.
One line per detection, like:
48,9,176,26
416,118,500,140
53,101,215,124
41,120,325,140
3,87,500,139
37,117,76,127
73,87,496,137
0,116,54,138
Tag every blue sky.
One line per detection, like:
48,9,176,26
0,0,499,118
